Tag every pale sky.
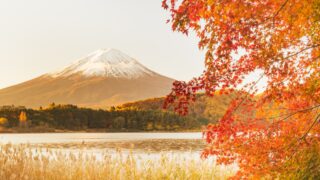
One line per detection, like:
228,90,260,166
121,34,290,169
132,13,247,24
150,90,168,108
0,0,205,89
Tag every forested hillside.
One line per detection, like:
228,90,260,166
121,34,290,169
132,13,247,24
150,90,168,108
0,93,234,132
120,93,236,124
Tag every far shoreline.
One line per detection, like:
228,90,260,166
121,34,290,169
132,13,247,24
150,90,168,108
0,128,203,134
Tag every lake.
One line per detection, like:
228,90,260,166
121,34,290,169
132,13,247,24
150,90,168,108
0,132,206,154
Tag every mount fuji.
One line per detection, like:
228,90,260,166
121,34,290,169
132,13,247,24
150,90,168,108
0,49,175,108
50,48,157,78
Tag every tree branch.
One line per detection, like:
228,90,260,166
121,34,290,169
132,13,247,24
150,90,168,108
232,74,264,114
300,112,320,141
272,0,290,20
285,112,320,151
262,0,290,24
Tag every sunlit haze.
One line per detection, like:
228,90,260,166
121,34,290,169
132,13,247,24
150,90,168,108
0,0,205,88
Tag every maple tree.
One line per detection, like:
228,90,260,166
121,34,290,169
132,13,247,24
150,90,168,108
162,0,320,178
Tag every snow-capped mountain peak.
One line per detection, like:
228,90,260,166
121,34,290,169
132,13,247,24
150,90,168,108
50,49,156,78
86,48,135,64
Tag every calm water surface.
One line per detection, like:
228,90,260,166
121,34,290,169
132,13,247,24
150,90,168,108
0,132,205,154
0,132,202,144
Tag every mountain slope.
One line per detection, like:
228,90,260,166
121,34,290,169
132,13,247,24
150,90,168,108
0,49,174,108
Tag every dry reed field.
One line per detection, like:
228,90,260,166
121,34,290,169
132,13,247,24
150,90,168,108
0,144,235,180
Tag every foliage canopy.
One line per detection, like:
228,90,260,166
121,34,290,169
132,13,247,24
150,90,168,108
163,0,320,178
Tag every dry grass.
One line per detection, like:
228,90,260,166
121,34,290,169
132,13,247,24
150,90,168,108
0,144,235,180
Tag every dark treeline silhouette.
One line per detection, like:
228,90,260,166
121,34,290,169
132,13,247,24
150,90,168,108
0,103,207,132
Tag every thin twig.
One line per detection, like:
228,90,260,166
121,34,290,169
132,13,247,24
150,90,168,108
275,104,320,122
262,0,290,24
272,0,290,20
281,44,320,60
300,113,320,141
285,112,320,151
232,74,264,114
238,104,320,122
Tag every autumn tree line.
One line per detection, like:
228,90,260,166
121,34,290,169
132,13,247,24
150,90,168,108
0,103,210,132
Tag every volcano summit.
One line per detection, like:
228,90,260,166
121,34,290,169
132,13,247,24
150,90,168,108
0,49,174,108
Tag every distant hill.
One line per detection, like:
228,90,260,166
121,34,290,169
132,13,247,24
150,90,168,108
119,93,237,124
